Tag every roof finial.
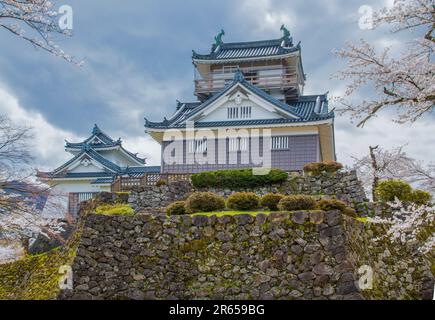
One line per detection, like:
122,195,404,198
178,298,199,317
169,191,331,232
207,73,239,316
214,29,225,47
92,124,100,135
280,24,293,46
233,68,245,82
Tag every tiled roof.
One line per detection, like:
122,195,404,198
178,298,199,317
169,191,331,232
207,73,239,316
65,124,145,164
145,71,333,130
190,117,330,128
39,165,161,180
91,177,115,184
42,146,122,177
38,171,115,179
125,166,161,177
192,39,299,62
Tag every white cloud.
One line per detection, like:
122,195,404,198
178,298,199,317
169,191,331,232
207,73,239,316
335,114,435,166
0,83,162,170
0,84,82,171
235,0,297,37
120,135,161,166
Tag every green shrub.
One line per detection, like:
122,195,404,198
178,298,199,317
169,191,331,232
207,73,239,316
95,204,134,216
303,161,343,175
155,179,167,187
316,199,347,212
227,192,260,211
406,189,432,206
166,201,187,215
278,195,317,211
375,180,413,202
191,168,288,189
260,193,284,211
343,207,357,217
185,192,225,213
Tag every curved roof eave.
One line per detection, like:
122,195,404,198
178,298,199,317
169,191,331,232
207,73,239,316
193,52,299,65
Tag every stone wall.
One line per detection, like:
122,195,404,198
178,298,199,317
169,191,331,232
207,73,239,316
128,171,368,212
62,210,364,300
343,216,434,300
61,209,434,300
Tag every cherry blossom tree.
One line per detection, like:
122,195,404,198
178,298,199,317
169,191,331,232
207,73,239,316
369,199,434,255
0,115,65,254
335,0,434,127
353,145,435,200
0,0,81,65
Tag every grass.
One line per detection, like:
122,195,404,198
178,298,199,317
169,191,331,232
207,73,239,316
191,210,273,217
0,246,76,300
95,203,134,216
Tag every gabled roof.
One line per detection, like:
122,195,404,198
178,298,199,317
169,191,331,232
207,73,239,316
48,144,123,176
65,124,145,164
192,38,300,62
37,143,160,181
145,71,333,130
67,124,120,147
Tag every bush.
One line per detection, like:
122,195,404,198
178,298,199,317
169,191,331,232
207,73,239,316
375,180,413,202
260,193,284,211
303,161,343,175
406,189,432,206
155,179,167,187
191,168,288,189
185,192,226,213
227,192,260,211
316,199,347,212
166,201,187,215
278,195,317,211
342,207,357,217
95,204,134,215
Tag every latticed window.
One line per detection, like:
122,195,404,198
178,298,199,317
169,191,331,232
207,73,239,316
227,107,239,119
227,106,252,119
229,137,248,151
188,139,207,153
271,136,289,150
240,106,252,118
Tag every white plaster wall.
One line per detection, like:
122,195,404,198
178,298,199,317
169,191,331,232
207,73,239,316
199,99,282,122
50,181,110,194
97,149,140,167
69,162,104,173
42,181,110,218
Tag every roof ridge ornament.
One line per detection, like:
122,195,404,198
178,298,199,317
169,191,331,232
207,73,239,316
233,68,245,82
212,29,225,52
280,24,293,47
92,124,101,135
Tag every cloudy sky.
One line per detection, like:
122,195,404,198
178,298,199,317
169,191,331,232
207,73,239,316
0,0,433,170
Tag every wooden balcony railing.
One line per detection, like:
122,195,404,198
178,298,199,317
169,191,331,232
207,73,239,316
111,173,192,192
194,66,300,95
